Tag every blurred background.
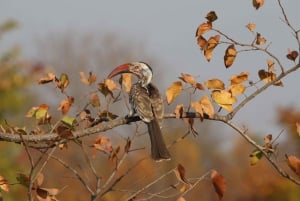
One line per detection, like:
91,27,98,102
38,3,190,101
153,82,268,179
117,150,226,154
0,0,300,200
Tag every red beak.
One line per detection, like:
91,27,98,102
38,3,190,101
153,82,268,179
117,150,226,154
107,63,130,79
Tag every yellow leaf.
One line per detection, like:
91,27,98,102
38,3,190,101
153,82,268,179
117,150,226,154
191,101,203,117
249,149,263,165
121,73,132,94
200,95,215,118
195,21,212,37
212,90,236,104
179,73,195,86
224,44,237,68
230,72,249,85
228,84,246,96
246,23,256,32
104,78,119,91
205,79,225,90
204,35,220,62
166,81,183,105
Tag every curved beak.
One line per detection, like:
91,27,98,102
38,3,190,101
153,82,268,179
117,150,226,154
107,63,131,79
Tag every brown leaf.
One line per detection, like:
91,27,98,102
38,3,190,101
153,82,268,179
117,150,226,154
253,0,265,10
174,164,190,185
195,21,212,37
55,73,69,92
205,79,225,90
166,81,183,105
80,71,97,85
286,155,300,176
197,35,207,51
195,82,205,90
211,169,226,200
90,93,100,107
256,33,266,45
179,73,195,86
57,97,74,115
98,82,113,97
55,125,73,139
174,104,184,119
296,122,300,136
204,35,220,62
121,73,132,94
230,72,249,85
124,138,131,153
200,95,215,118
286,49,299,62
258,69,283,86
267,59,275,72
92,135,112,156
38,73,56,84
0,175,9,192
206,11,218,22
191,101,203,118
246,23,256,32
224,44,237,68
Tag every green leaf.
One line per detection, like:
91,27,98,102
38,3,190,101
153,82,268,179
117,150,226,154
249,149,263,166
61,116,77,127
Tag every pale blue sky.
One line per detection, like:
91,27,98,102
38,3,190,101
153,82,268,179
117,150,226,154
1,0,300,135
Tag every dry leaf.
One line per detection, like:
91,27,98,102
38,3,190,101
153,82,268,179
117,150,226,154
211,169,226,200
55,73,69,92
92,135,112,156
286,49,299,62
230,72,249,85
246,23,256,32
204,35,220,62
206,11,218,22
38,73,56,84
256,33,266,45
174,164,190,185
224,44,237,68
196,21,212,36
166,81,183,105
286,155,300,176
205,79,225,90
80,71,97,85
258,69,283,86
227,84,246,96
267,59,275,72
212,90,237,105
90,93,100,107
200,95,215,118
195,82,205,90
191,101,203,117
174,104,184,119
177,196,186,201
179,73,195,86
57,97,74,115
197,35,207,51
253,0,265,10
0,175,9,192
98,82,113,97
104,78,119,91
296,122,300,136
121,73,132,94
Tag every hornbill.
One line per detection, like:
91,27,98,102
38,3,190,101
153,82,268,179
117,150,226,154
107,62,171,161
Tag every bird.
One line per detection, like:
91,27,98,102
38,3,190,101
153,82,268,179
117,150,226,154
107,62,171,161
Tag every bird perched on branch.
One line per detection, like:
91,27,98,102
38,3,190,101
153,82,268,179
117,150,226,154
107,62,171,161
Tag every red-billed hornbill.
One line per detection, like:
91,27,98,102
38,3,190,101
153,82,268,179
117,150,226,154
107,62,171,161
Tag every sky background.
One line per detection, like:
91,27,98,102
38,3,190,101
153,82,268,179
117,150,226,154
1,0,300,136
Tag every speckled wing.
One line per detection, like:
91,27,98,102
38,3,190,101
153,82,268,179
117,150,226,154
129,83,154,122
147,83,164,127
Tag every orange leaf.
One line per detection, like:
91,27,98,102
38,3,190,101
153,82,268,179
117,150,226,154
253,0,265,10
286,49,299,62
286,155,300,176
195,21,212,37
58,97,74,115
296,122,300,136
191,101,203,117
230,72,249,85
90,93,100,107
211,169,226,200
177,196,186,201
0,175,9,192
204,35,220,62
205,11,218,22
246,23,256,32
92,135,112,156
166,81,183,105
104,78,119,91
179,73,195,86
224,44,237,68
197,35,207,51
205,79,225,90
256,33,266,45
174,104,184,119
200,95,215,118
121,73,132,94
38,73,56,84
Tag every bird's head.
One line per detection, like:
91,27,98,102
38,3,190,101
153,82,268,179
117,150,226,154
107,62,153,86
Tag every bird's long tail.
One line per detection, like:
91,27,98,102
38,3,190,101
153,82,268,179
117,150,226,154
147,119,171,161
